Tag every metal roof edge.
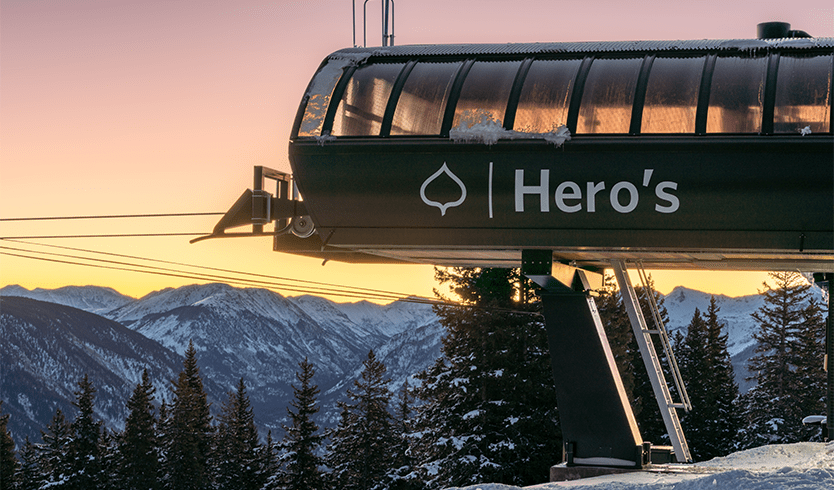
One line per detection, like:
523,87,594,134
329,38,834,58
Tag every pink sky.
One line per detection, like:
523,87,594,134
1,0,831,299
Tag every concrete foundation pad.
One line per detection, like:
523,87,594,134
550,465,641,482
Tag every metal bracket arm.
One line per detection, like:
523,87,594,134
521,249,602,292
190,166,310,244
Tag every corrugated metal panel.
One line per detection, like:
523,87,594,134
331,38,834,60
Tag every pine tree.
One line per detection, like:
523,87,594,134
163,340,214,490
156,399,169,473
412,267,560,489
676,308,710,458
387,381,421,490
281,358,324,490
675,299,741,461
214,378,264,490
326,350,395,490
118,369,159,490
15,437,40,490
262,431,282,490
702,296,742,456
67,374,103,489
0,401,19,490
741,271,812,447
98,429,119,490
794,295,828,440
39,408,72,488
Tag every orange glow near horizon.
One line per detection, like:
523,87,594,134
2,1,831,303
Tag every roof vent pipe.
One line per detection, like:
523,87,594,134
757,21,812,39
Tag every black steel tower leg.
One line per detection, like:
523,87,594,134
540,290,644,467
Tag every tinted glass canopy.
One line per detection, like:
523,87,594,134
295,40,833,139
280,39,834,272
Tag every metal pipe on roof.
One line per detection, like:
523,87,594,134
758,21,813,39
363,0,370,47
758,22,791,39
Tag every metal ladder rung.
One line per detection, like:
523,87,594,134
635,262,691,413
612,260,693,464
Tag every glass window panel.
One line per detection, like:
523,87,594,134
451,61,522,129
331,63,404,136
298,60,350,137
642,57,705,133
514,59,581,132
774,54,832,133
577,58,643,133
707,56,767,133
391,61,462,135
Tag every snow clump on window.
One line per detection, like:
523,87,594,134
449,109,571,147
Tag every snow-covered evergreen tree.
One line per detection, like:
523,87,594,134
38,408,72,488
702,297,742,456
794,295,828,441
15,437,40,490
740,272,815,447
98,429,119,490
0,401,18,490
156,398,170,486
387,381,422,490
412,267,560,489
675,308,709,456
261,431,282,490
281,358,324,490
66,374,103,489
162,340,214,490
675,298,740,461
214,378,265,490
325,350,395,490
118,369,159,490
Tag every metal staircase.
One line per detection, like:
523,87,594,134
611,260,693,463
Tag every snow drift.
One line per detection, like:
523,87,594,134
445,442,834,489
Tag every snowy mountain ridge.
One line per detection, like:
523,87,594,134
0,284,134,314
663,284,827,357
1,281,817,447
662,286,764,357
5,282,780,355
0,283,445,444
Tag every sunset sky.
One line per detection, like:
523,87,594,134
2,0,832,301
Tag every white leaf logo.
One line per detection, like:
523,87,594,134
420,162,467,216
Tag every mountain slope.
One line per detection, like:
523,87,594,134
0,296,186,445
662,284,826,390
104,283,442,431
663,286,765,356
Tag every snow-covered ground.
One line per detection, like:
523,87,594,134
445,442,834,489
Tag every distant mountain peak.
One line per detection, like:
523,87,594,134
0,284,134,313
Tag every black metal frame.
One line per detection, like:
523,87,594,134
295,42,833,140
201,37,834,473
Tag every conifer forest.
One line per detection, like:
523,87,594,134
0,270,828,490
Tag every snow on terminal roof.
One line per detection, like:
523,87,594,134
331,37,834,59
